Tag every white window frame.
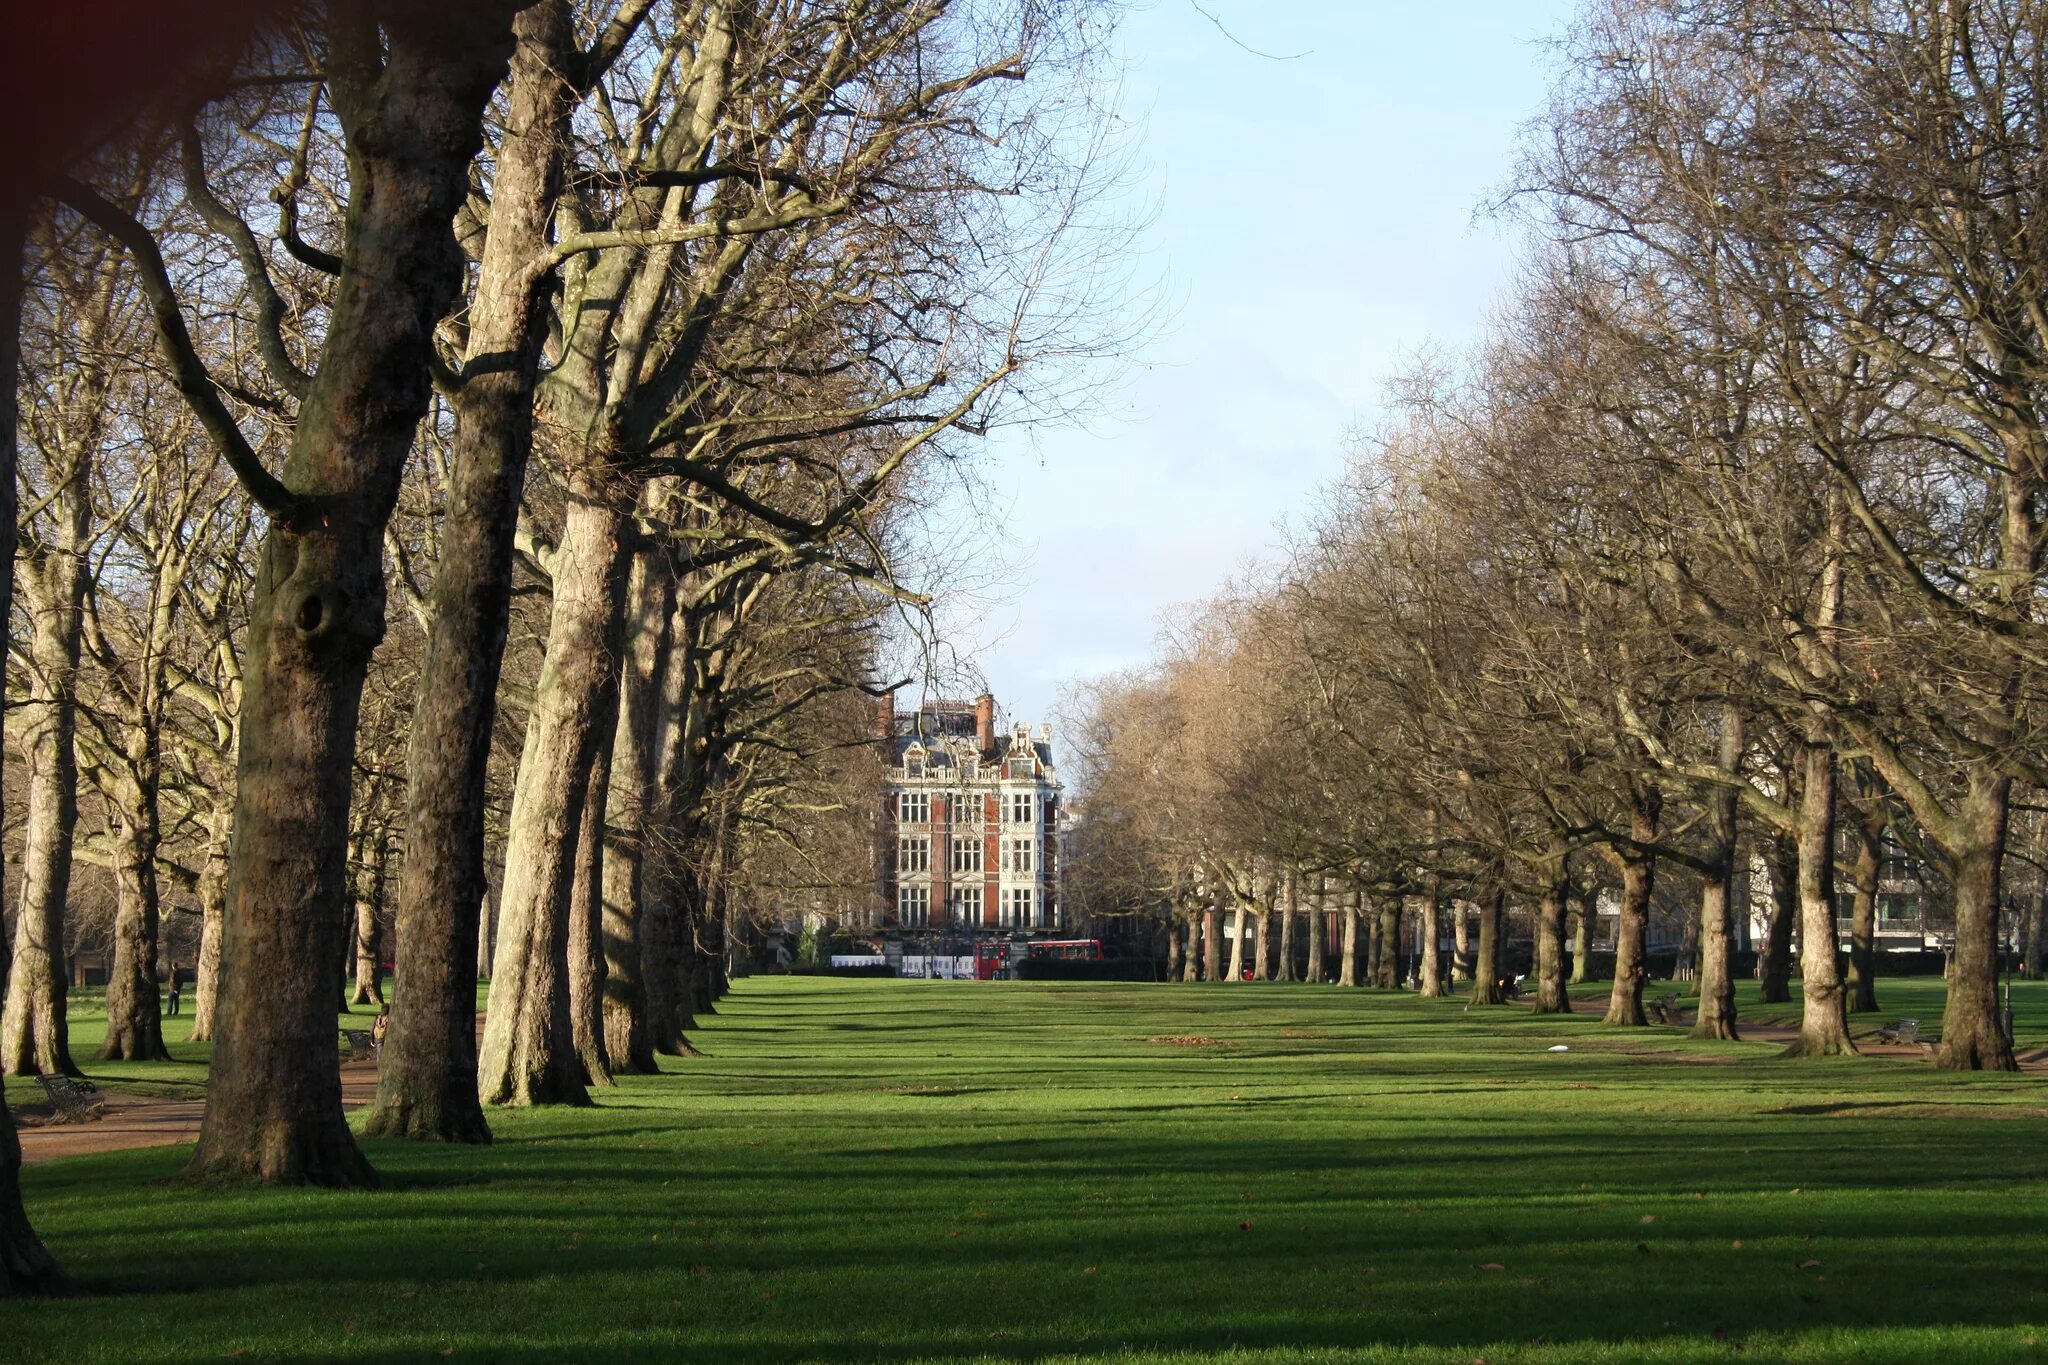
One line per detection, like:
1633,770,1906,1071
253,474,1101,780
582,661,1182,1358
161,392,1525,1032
899,835,930,874
897,884,929,926
1005,792,1034,825
952,838,982,875
898,791,929,823
1001,886,1035,928
950,888,980,924
1002,836,1034,875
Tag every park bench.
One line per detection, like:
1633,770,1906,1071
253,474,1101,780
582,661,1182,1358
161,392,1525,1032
340,1029,379,1062
35,1073,104,1123
1875,1017,1921,1045
1645,991,1682,1024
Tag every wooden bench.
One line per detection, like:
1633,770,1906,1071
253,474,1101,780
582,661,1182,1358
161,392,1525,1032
1875,1017,1921,1045
340,1028,379,1062
36,1073,105,1123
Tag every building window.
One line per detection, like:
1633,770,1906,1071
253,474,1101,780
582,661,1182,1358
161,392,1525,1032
899,835,930,874
898,884,929,927
1002,837,1034,875
953,795,981,827
904,749,924,779
1007,756,1034,780
950,889,979,924
898,792,929,823
952,839,982,875
1002,886,1035,928
1005,792,1034,825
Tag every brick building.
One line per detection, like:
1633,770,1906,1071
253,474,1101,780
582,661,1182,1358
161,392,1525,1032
876,691,1063,933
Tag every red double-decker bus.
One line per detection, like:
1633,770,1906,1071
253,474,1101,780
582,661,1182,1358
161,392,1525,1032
1023,939,1105,962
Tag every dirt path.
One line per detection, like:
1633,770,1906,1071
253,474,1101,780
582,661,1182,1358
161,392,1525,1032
16,1060,383,1166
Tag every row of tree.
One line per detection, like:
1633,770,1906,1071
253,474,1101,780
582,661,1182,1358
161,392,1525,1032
1066,0,2048,1071
1,0,1118,1293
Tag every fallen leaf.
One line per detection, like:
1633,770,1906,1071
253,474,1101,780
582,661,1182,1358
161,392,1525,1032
1798,1259,1823,1270
1239,1220,1253,1231
1083,1266,1097,1274
1480,1262,1506,1271
1731,1240,1743,1250
1639,1214,1657,1224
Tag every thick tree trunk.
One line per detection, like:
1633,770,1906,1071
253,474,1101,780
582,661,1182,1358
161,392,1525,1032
1337,897,1359,987
1225,904,1247,982
187,8,520,1186
1253,909,1271,981
1304,879,1326,983
478,492,629,1107
1603,782,1659,1027
1569,878,1593,984
1165,917,1183,981
566,756,614,1086
1178,915,1199,983
1760,835,1797,1004
1784,739,1855,1057
1277,870,1297,981
349,830,387,1009
2024,883,2044,981
1936,782,2019,1071
1470,886,1504,1005
1,544,86,1079
599,527,667,1073
0,202,67,1297
1201,906,1222,981
1375,897,1400,988
100,806,170,1062
369,0,571,1146
1418,889,1444,997
1693,706,1742,1040
1532,852,1571,1014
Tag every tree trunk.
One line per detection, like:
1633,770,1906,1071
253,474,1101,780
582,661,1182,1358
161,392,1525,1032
1166,917,1183,982
1225,903,1246,982
1305,879,1326,983
1276,870,1297,981
1783,738,1855,1057
1603,781,1659,1027
368,0,571,1146
1,522,87,1079
1569,877,1593,984
566,755,614,1086
1361,893,1377,985
1253,909,1271,981
1452,897,1472,982
1532,851,1571,1014
1760,835,1797,1004
0,202,67,1296
1844,791,1881,1016
189,811,229,1043
477,491,629,1108
1936,781,2018,1071
1177,915,1198,983
349,830,388,1009
1201,906,1222,981
2023,882,2044,981
1419,889,1444,998
1375,897,1400,988
1470,886,1504,1005
1692,705,1742,1041
187,8,520,1187
100,801,170,1062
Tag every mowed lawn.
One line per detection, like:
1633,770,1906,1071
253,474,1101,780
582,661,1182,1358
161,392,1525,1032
9,977,2048,1364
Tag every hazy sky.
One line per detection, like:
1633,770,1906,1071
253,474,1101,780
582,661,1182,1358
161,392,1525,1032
933,0,1582,730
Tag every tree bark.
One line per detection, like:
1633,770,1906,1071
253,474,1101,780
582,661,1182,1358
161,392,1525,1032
1692,705,1742,1041
1304,877,1326,983
188,812,228,1043
1418,887,1444,998
1276,870,1297,982
1201,906,1222,981
1843,777,1881,1016
0,199,68,1297
478,491,630,1107
1783,737,1855,1057
187,6,521,1186
1532,851,1571,1014
1225,903,1247,981
2024,882,2044,981
348,827,388,1009
1470,886,1504,1005
1374,896,1400,988
1603,780,1659,1027
368,0,573,1146
1452,896,1472,982
100,800,170,1061
1337,895,1359,987
1936,780,2018,1070
566,754,614,1085
1252,907,1271,981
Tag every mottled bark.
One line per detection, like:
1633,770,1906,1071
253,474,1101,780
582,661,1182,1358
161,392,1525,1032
369,0,573,1146
1201,906,1222,981
1469,887,1504,1005
1304,877,1326,983
566,755,614,1086
1178,915,1199,982
1165,918,1183,981
187,5,521,1187
1418,889,1444,998
1337,896,1359,987
1276,870,1297,982
1569,878,1593,984
1252,909,1270,981
1374,896,1400,989
1783,739,1855,1058
1843,782,1881,1016
1692,706,1742,1041
188,814,228,1042
1225,904,1247,981
1532,851,1571,1014
2024,883,2044,981
1452,896,1472,981
100,805,170,1061
0,200,68,1297
478,493,629,1108
1603,781,1659,1027
1936,782,2018,1070
348,830,387,1009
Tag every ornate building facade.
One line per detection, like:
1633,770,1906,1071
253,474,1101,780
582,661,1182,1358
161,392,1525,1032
876,691,1062,933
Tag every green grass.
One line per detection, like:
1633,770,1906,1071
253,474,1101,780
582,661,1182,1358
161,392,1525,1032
9,978,2048,1363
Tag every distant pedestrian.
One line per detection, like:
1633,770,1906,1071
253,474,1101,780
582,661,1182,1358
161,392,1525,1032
164,966,183,1017
371,1005,391,1052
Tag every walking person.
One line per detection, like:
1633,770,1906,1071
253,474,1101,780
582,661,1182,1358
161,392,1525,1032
164,965,183,1017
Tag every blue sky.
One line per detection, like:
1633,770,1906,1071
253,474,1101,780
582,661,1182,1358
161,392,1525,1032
932,0,1582,730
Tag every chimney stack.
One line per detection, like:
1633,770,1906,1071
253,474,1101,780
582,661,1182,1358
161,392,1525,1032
974,692,996,755
875,689,896,750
